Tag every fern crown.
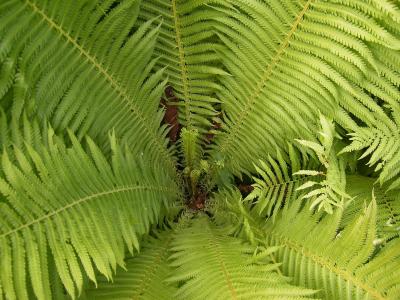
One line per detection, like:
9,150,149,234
0,0,400,299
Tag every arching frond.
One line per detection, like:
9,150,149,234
207,0,400,178
209,187,265,245
246,144,317,221
83,230,178,300
1,1,400,299
138,0,233,167
294,115,352,213
0,129,180,299
138,0,229,133
344,175,400,241
0,0,177,176
265,199,400,299
341,107,400,190
168,215,317,300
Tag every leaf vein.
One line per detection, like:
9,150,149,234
0,185,176,238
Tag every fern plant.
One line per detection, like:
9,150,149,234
0,0,400,299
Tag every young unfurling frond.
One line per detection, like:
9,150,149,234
295,115,352,213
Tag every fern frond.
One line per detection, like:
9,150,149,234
266,198,400,299
207,0,400,177
344,175,400,240
168,215,317,300
341,109,400,190
295,115,352,213
138,0,228,132
0,130,180,299
138,0,232,169
1,1,400,299
180,127,202,170
209,187,265,246
83,230,177,300
246,144,318,221
0,0,177,175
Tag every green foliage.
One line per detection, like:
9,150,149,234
294,115,352,213
344,175,400,241
0,0,177,175
209,188,266,245
265,198,400,300
207,0,400,176
168,215,317,300
245,144,317,221
0,0,400,299
84,230,177,299
87,215,318,300
0,128,180,299
137,0,227,132
341,108,400,190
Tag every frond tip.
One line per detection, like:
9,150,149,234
295,115,351,213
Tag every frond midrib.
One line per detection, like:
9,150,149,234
171,0,192,128
217,0,314,158
206,223,238,300
0,185,177,239
24,0,176,172
131,236,172,300
271,232,386,300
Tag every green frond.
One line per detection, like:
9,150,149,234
168,215,318,300
0,129,180,299
295,115,352,213
246,144,318,221
0,0,177,176
138,0,228,132
137,0,231,168
180,127,202,170
265,198,400,299
1,1,400,299
206,0,400,177
209,187,265,245
83,230,177,300
344,175,400,240
341,109,400,190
